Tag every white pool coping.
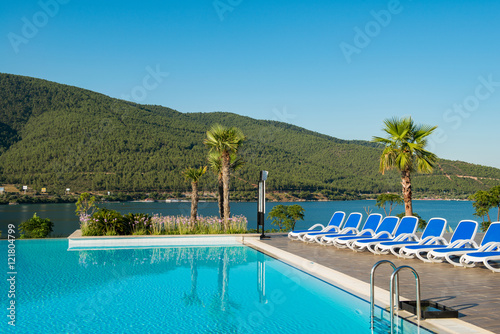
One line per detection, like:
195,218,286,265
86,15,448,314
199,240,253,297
67,230,260,249
243,239,494,334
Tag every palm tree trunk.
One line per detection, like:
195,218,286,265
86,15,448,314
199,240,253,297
190,181,198,228
190,255,198,296
217,248,229,311
401,169,413,216
222,152,231,230
218,173,224,220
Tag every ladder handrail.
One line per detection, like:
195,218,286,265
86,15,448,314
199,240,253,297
390,265,421,334
370,260,399,330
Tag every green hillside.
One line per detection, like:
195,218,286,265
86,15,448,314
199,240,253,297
1,73,499,198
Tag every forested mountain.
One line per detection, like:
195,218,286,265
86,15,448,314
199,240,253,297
1,73,499,197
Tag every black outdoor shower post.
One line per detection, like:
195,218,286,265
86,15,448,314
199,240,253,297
257,170,270,240
257,251,267,304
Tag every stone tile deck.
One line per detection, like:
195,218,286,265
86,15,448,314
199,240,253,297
260,233,499,333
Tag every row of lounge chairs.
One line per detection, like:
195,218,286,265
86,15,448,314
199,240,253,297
288,211,500,272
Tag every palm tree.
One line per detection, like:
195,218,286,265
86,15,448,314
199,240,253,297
375,193,403,215
183,249,203,307
182,166,207,228
204,124,245,229
372,117,437,216
207,151,245,220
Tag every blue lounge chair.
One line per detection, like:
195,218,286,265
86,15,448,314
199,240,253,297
428,222,500,266
372,218,447,255
460,251,500,272
288,211,345,241
459,228,500,272
320,213,382,245
399,220,478,262
303,212,362,243
350,216,418,252
331,216,399,249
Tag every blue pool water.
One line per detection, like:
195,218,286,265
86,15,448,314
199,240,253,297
1,240,433,333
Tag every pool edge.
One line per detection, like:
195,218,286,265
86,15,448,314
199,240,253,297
243,239,494,334
68,229,261,249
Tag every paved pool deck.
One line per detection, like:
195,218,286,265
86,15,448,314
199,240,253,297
257,233,499,334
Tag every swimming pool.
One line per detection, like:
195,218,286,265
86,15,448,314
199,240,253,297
1,240,432,333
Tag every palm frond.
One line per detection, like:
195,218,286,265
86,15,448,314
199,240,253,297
182,166,207,182
207,151,223,173
373,116,438,174
204,124,246,154
230,154,245,171
372,136,392,145
207,150,244,174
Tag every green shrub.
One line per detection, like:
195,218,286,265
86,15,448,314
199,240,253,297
75,192,97,217
80,217,100,236
268,204,305,231
19,213,54,238
87,208,126,235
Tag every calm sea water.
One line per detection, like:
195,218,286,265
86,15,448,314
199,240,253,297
0,200,494,238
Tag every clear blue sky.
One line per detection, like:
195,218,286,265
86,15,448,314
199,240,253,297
2,0,500,168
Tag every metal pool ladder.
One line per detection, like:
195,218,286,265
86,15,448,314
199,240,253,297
370,260,421,334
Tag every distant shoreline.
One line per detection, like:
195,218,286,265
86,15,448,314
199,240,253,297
1,195,471,205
